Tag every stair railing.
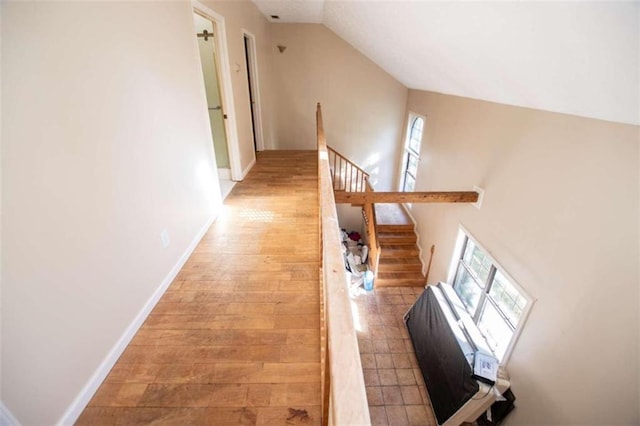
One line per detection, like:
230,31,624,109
327,146,368,192
362,181,381,276
317,103,370,426
325,146,379,276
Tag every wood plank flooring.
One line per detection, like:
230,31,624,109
77,151,321,425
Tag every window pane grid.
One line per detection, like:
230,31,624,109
408,117,423,154
453,263,483,313
407,153,419,176
489,271,525,327
478,298,514,360
451,233,531,363
401,115,423,193
463,240,491,284
483,296,515,331
403,175,415,192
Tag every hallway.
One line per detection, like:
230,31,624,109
77,151,321,425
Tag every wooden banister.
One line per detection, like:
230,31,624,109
325,147,379,276
327,146,368,192
362,181,381,276
334,190,479,204
317,103,370,426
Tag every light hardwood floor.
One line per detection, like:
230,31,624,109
77,151,321,425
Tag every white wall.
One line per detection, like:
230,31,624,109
405,90,639,424
271,24,408,190
2,2,220,424
204,0,275,160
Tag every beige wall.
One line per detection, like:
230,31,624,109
405,90,639,424
271,24,408,190
204,0,275,159
336,204,364,237
2,2,221,424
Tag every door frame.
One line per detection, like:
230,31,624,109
242,29,265,151
192,1,242,181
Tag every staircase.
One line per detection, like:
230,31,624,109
326,146,427,287
375,223,425,287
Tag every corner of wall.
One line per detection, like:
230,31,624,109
239,155,256,180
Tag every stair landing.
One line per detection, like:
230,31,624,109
375,203,413,226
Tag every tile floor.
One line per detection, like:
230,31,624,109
351,285,438,426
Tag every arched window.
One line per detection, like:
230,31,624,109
401,115,424,192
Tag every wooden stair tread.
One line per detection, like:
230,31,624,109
377,224,415,232
378,271,424,279
375,278,425,288
379,257,422,264
379,245,419,253
378,241,416,246
378,262,422,272
378,230,418,244
378,231,417,238
374,215,424,287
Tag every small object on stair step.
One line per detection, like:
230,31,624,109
364,270,374,291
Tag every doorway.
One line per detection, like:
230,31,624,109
399,114,424,192
243,31,263,151
194,12,231,185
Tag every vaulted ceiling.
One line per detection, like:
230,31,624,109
253,1,639,125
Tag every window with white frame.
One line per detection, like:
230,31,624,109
450,229,533,363
400,115,424,192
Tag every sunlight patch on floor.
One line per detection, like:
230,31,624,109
238,208,276,222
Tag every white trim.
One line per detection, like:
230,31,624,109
57,214,217,425
192,1,243,181
241,29,265,151
398,204,427,276
217,167,231,180
0,402,20,426
473,185,484,209
447,228,468,284
239,156,256,180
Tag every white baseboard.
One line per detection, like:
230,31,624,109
401,204,427,275
0,402,20,426
217,168,231,180
239,157,256,181
56,214,217,425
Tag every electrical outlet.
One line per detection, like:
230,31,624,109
160,229,170,249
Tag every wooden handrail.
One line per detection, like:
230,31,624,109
327,146,369,192
362,181,381,276
317,103,370,426
335,190,479,204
